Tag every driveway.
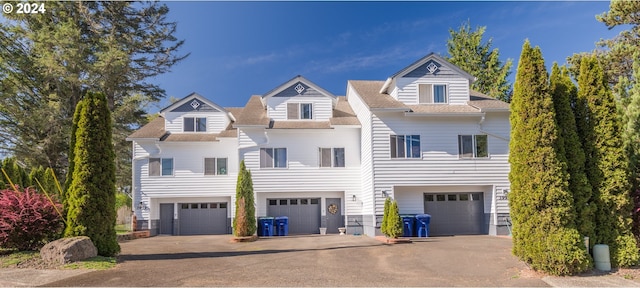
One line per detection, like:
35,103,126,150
43,234,548,287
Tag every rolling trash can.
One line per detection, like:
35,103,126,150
400,215,416,237
274,216,289,236
258,217,274,237
415,214,431,238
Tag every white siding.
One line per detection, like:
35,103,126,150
134,138,239,221
346,83,374,216
371,112,510,216
238,127,361,217
266,95,333,121
393,77,470,105
163,111,230,134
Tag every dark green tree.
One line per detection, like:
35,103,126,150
509,41,590,275
623,52,640,237
381,197,391,236
550,63,595,243
0,1,187,190
64,91,119,256
233,160,256,237
577,55,639,267
446,20,513,102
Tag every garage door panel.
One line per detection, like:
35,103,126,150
267,198,320,234
424,193,483,236
179,202,227,235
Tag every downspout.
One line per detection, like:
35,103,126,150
478,115,510,142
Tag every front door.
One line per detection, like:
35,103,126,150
325,198,342,234
159,203,174,235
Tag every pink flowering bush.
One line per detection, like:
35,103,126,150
0,187,63,250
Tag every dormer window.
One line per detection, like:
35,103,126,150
184,117,206,132
287,103,313,120
418,84,448,104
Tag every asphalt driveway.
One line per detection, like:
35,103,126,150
43,234,548,287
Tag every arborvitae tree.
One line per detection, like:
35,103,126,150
64,91,119,256
577,55,639,267
63,99,85,216
509,41,590,275
624,53,640,237
381,197,391,236
385,200,403,239
43,167,61,199
1,158,27,188
550,63,595,243
446,20,513,102
233,160,256,237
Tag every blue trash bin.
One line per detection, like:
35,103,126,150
400,215,416,237
415,214,431,238
274,216,289,236
258,217,274,237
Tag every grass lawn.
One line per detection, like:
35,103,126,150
115,224,131,234
0,248,116,270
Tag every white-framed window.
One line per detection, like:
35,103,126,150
260,148,287,168
204,157,228,175
184,117,207,132
319,148,346,168
418,84,448,104
287,103,313,120
390,135,421,158
149,158,173,176
458,135,488,158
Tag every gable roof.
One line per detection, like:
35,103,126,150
262,75,336,101
348,80,410,111
160,93,234,120
380,53,476,94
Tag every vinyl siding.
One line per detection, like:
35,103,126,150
267,95,333,121
346,83,374,216
370,112,510,216
393,77,470,105
163,111,230,134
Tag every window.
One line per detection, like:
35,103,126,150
418,84,448,104
184,117,206,132
390,135,420,158
459,135,489,158
260,148,287,168
149,158,173,176
204,158,228,175
319,148,345,167
287,103,313,119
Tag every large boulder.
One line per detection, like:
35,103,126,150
40,236,98,265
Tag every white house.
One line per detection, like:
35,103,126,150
128,53,511,237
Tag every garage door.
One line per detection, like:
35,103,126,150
267,198,320,234
423,193,484,236
179,202,228,235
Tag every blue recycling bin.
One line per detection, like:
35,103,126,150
258,217,274,237
415,214,431,238
274,216,289,236
400,215,416,237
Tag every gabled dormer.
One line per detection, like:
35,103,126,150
262,75,336,121
379,53,476,106
160,93,235,134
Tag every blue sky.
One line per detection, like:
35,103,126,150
150,1,623,110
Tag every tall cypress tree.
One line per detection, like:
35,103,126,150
234,160,256,237
550,63,595,243
577,55,639,267
509,41,590,275
63,99,85,217
64,91,119,256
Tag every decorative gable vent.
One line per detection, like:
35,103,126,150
190,100,201,110
427,62,439,74
294,83,305,94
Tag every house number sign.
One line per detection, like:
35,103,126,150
328,204,338,215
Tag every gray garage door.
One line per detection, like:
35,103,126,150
267,198,321,234
423,193,484,236
179,202,228,235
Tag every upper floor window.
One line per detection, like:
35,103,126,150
260,148,287,168
287,103,313,120
458,135,488,158
390,135,421,159
149,158,173,176
184,117,206,132
204,157,228,175
418,84,448,104
319,148,345,167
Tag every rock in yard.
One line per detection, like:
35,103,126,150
40,236,98,265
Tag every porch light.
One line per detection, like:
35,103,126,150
352,195,356,202
381,190,388,197
137,201,149,211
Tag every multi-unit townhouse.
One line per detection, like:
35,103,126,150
127,53,512,237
